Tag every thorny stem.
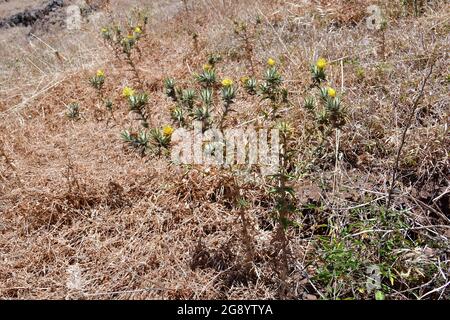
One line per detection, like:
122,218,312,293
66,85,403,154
126,54,143,89
219,102,231,131
333,128,340,196
96,88,104,114
387,61,435,208
276,133,290,299
238,208,255,274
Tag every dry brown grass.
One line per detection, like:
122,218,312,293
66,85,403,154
0,0,449,299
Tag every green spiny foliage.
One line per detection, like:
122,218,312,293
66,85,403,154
200,88,213,107
150,127,172,155
121,129,149,156
66,102,80,120
195,69,217,88
311,58,327,86
242,77,257,95
89,71,105,90
164,78,177,101
127,92,150,128
181,89,196,110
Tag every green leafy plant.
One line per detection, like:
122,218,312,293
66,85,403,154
66,102,80,120
195,68,217,88
311,58,327,86
243,58,289,118
124,88,150,128
170,106,185,126
150,126,173,156
164,78,178,101
241,76,257,95
89,69,105,90
181,89,197,110
121,129,149,156
219,78,236,129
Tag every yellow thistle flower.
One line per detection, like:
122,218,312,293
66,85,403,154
127,34,135,40
203,63,213,71
122,86,135,98
316,57,327,70
101,27,108,33
162,125,174,136
240,76,250,84
267,58,276,67
327,87,336,98
96,69,104,77
221,78,233,87
134,26,142,34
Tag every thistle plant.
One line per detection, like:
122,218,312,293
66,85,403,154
325,89,345,129
193,106,211,129
269,121,295,299
240,76,257,95
305,59,346,134
100,11,148,88
105,99,113,112
263,66,283,90
170,106,185,127
200,88,213,107
314,87,345,131
319,86,329,101
259,59,283,102
304,59,346,176
90,69,105,90
164,56,226,132
250,58,288,118
121,124,174,157
311,57,327,86
195,68,217,88
89,69,110,120
164,78,178,101
150,125,173,156
304,96,315,113
181,89,196,110
219,78,236,129
123,86,150,128
121,129,149,156
315,89,344,155
66,102,80,120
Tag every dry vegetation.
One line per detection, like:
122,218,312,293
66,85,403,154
0,0,449,300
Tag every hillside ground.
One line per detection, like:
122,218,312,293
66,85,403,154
0,0,449,299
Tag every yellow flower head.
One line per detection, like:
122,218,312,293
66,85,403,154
96,69,104,77
122,86,135,98
267,58,276,67
316,57,327,70
221,78,233,87
240,76,250,85
101,27,108,33
327,87,336,98
127,34,135,40
162,125,174,136
203,63,213,71
134,26,142,34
